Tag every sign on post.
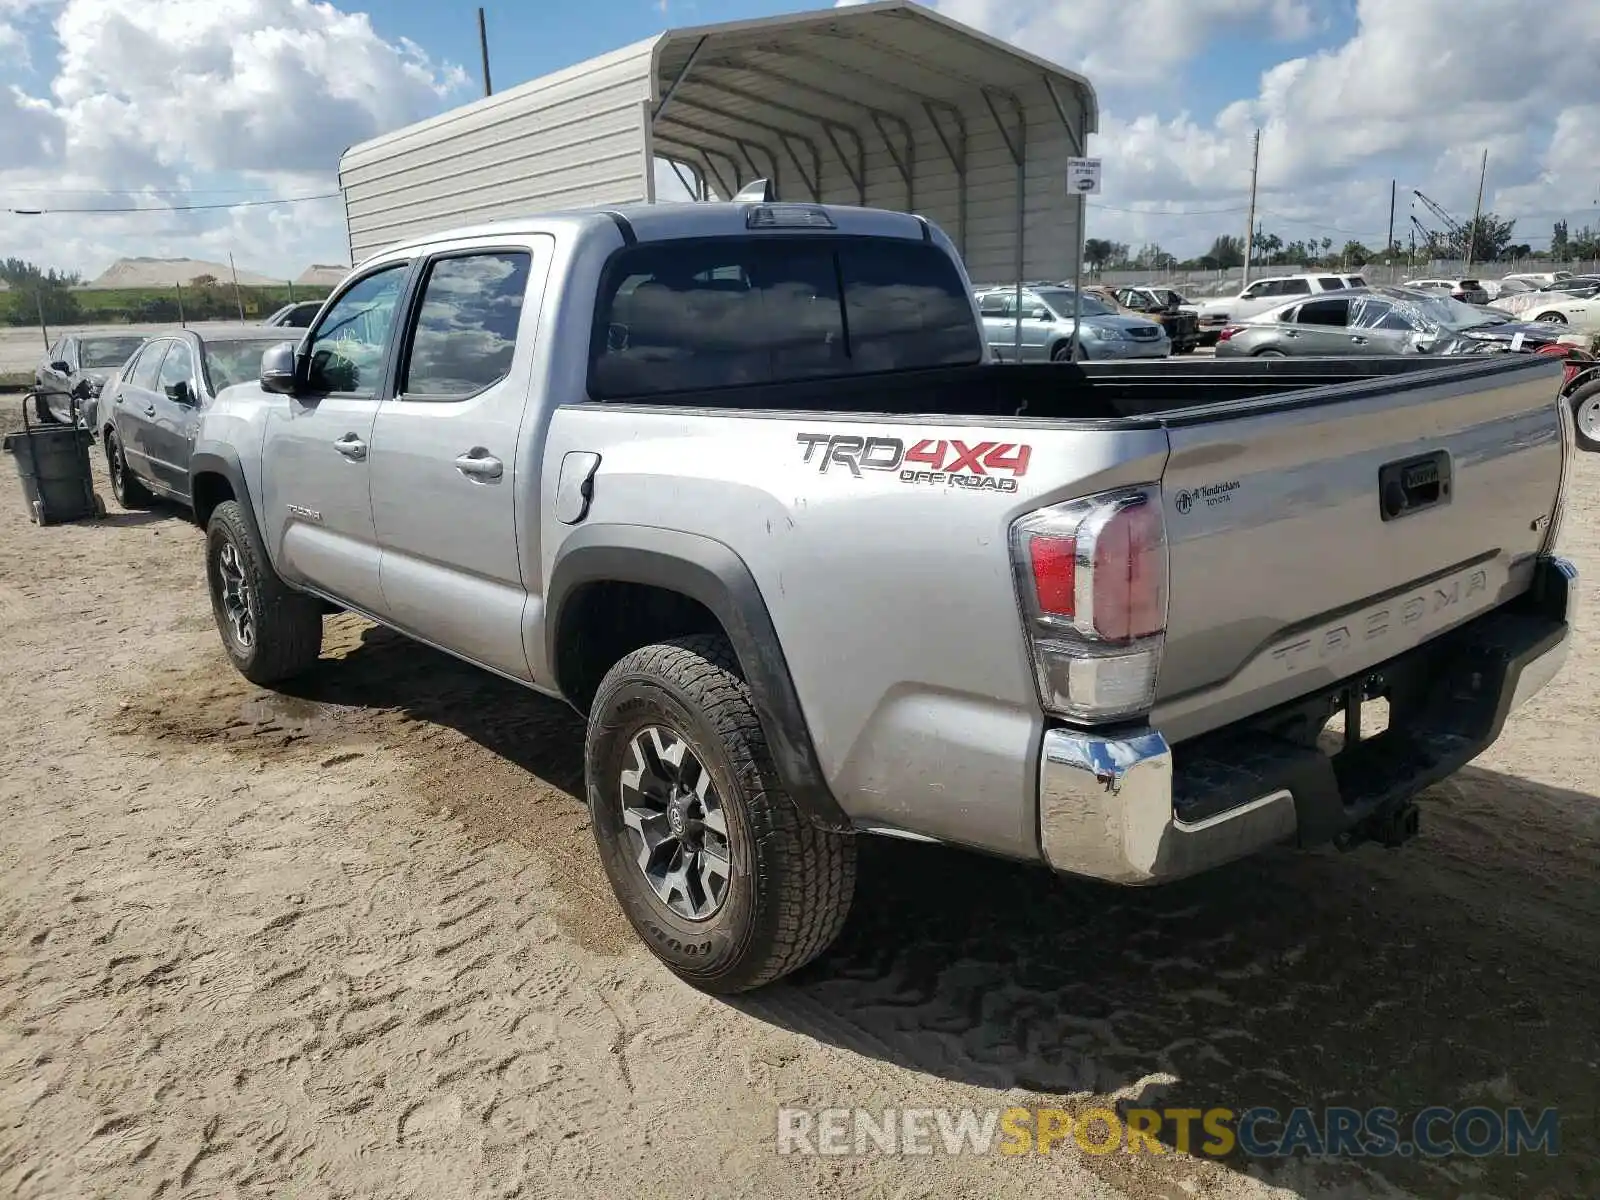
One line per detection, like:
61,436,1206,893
1067,157,1102,196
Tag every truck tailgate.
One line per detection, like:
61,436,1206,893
1152,356,1566,743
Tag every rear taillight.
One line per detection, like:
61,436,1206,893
1217,326,1241,342
1010,488,1168,722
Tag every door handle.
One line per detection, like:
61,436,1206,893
333,434,367,461
143,405,156,417
1284,330,1299,338
1350,336,1368,345
454,449,504,480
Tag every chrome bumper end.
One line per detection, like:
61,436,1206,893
1039,556,1577,885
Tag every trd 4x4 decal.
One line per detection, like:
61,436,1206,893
795,433,1032,494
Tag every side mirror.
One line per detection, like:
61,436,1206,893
50,360,71,373
259,342,298,395
166,380,194,405
1029,308,1051,320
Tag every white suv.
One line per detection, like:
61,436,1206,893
1193,273,1363,342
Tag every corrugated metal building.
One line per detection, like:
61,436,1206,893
339,0,1097,286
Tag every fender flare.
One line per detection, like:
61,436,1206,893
189,443,267,551
547,524,850,831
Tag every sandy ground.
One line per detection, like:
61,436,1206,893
0,393,1596,1199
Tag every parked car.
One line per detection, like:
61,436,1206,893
1503,272,1572,288
263,300,323,328
33,333,148,426
1515,292,1600,334
976,285,1170,360
1190,274,1361,343
1215,286,1574,359
97,325,292,512
1482,277,1537,301
1402,278,1490,305
1086,285,1200,353
185,200,1573,994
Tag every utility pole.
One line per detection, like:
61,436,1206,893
1241,128,1261,287
228,252,246,321
478,8,493,97
1386,178,1396,260
1466,149,1487,272
35,287,49,350
174,279,186,327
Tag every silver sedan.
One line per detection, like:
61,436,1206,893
975,286,1170,361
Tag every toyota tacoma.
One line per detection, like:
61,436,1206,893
186,200,1578,993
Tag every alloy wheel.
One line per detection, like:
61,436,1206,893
217,540,255,649
618,725,732,921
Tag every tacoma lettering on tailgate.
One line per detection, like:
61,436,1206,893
796,433,1031,493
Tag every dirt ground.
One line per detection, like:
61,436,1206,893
0,393,1596,1200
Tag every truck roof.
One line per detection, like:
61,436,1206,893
368,201,936,263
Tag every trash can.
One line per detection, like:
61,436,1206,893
3,393,103,525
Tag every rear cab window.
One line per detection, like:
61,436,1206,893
588,236,982,399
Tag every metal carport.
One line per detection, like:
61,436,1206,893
339,0,1097,289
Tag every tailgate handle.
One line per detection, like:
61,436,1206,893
1379,450,1451,521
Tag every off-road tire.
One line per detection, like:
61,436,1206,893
205,499,323,685
585,634,856,994
1570,379,1600,453
105,432,153,509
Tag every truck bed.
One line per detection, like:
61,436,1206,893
582,353,1559,425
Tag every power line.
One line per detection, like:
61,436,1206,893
5,192,341,215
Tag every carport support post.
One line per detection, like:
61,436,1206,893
1073,188,1085,352
174,280,186,328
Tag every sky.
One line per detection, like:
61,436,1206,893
2,0,1599,279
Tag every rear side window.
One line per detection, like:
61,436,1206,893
1295,298,1351,327
129,342,167,390
1460,280,1481,290
401,251,531,399
588,237,981,399
1317,277,1343,290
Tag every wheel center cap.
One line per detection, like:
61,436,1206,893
666,794,689,839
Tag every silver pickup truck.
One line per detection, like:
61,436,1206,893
189,201,1578,993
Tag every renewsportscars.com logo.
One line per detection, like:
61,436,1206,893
796,432,1033,493
775,1105,1561,1159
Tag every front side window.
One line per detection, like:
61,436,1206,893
402,252,531,398
306,263,409,395
158,341,197,399
589,237,980,399
128,342,168,391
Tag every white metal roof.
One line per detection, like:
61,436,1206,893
339,1,1097,283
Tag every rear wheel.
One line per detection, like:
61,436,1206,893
1570,380,1600,452
585,634,856,994
105,432,153,509
1536,312,1567,325
1253,348,1288,357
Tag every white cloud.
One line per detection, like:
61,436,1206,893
0,0,466,276
938,0,1600,259
935,0,1321,87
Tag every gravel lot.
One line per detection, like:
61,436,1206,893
0,392,1595,1199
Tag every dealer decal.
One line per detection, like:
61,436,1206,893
796,433,1032,493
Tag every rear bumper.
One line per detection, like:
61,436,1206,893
1038,555,1577,884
